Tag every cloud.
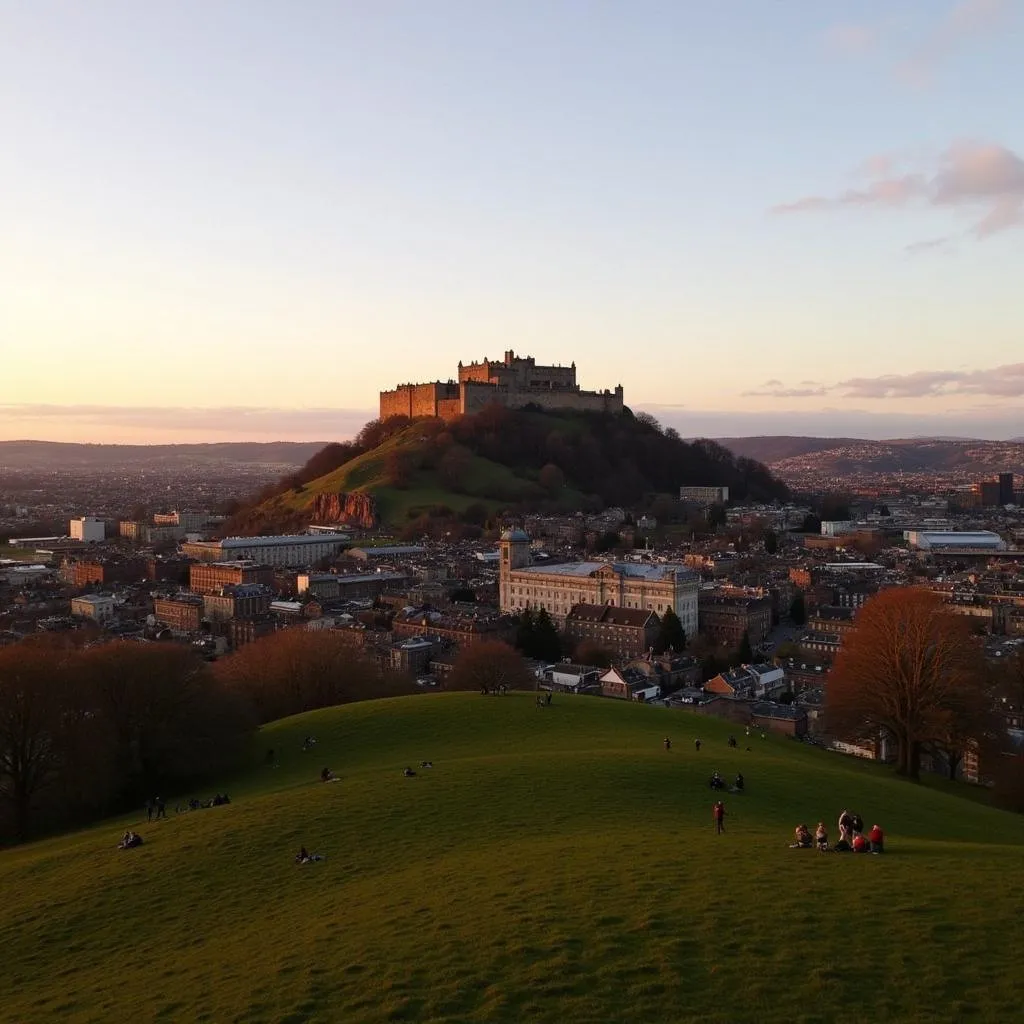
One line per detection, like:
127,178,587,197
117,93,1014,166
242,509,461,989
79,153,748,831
772,140,1024,240
904,236,951,254
0,404,375,443
742,385,828,399
837,363,1024,399
898,0,1013,87
637,404,1024,442
825,23,879,54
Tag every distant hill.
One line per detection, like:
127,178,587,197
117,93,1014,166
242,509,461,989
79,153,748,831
228,408,789,534
0,440,327,471
715,436,1024,480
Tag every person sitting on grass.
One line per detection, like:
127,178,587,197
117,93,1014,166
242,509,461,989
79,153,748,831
118,830,143,850
320,767,335,783
294,847,325,864
710,771,725,790
868,823,885,854
403,767,416,777
419,761,433,768
790,824,812,849
852,834,869,854
733,773,744,792
815,823,829,851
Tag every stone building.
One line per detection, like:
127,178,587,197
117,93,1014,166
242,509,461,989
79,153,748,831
153,594,204,632
698,593,773,648
564,604,660,662
498,530,699,638
189,561,275,596
379,351,623,422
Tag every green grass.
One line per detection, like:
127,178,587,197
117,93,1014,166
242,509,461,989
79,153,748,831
2,694,1023,1024
1,546,43,562
262,423,586,526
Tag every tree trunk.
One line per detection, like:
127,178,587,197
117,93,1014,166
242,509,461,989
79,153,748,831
894,734,909,776
908,741,921,782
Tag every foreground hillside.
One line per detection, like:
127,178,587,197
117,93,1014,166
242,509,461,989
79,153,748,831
2,694,1022,1023
229,407,789,532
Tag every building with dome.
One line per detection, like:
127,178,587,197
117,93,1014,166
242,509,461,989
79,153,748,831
498,530,699,639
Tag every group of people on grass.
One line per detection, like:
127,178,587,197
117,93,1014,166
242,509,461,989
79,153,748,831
118,830,143,849
790,810,885,853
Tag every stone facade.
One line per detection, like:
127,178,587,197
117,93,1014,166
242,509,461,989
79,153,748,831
380,351,624,422
498,530,699,639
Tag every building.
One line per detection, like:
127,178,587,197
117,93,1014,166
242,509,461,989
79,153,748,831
153,594,204,632
820,521,854,537
379,351,624,422
598,666,661,702
392,607,515,649
62,558,147,587
698,593,773,648
70,517,105,543
71,594,115,622
203,584,274,623
498,530,699,637
679,486,729,505
563,604,660,662
154,511,209,531
189,561,275,595
999,473,1015,506
119,521,185,545
182,533,350,567
346,545,427,563
905,530,1006,553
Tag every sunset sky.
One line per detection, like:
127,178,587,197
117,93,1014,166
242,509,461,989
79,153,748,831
2,0,1023,443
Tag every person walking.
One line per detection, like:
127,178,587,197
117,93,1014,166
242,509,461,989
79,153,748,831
713,800,726,835
145,798,153,823
695,738,702,753
664,736,672,751
155,797,166,820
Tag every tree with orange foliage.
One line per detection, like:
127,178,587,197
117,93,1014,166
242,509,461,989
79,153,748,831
825,588,991,781
446,641,535,693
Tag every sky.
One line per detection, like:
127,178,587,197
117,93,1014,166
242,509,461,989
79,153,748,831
2,0,1023,443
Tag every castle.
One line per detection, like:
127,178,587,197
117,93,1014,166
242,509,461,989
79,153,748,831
379,351,624,422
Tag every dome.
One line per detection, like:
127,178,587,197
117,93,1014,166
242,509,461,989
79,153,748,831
500,528,530,542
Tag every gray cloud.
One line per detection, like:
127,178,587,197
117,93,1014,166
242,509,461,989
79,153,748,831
773,140,1024,239
904,236,951,254
837,363,1024,399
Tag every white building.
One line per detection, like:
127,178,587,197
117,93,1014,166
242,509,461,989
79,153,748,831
71,594,115,622
70,517,105,543
154,511,209,531
498,529,699,638
821,521,854,537
905,530,1006,552
181,533,350,567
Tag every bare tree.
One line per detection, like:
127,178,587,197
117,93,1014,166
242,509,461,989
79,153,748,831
0,647,72,840
446,641,535,692
826,588,990,781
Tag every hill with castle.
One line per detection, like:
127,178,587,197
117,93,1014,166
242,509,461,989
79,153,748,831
226,354,788,535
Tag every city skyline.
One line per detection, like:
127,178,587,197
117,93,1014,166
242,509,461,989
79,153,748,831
3,1,1023,443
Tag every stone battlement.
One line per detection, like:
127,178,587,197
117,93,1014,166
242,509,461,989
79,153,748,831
380,352,623,422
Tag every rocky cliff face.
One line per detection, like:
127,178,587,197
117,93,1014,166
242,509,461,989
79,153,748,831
310,491,378,528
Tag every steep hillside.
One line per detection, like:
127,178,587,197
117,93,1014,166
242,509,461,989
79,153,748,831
228,407,789,533
2,693,1021,1023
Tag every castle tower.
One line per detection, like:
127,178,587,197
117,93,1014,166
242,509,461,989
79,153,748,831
499,528,531,611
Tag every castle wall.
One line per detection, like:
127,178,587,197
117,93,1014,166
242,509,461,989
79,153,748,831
379,382,459,421
506,387,623,415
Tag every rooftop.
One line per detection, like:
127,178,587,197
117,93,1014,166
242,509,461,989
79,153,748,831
514,561,698,582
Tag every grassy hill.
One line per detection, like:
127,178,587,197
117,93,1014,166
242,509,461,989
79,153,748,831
2,694,1022,1023
230,407,790,533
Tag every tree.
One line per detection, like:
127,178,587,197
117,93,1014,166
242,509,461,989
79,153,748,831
789,593,806,626
538,463,565,496
653,608,686,655
763,531,778,555
439,444,472,491
531,609,563,662
446,641,534,692
707,504,727,529
0,646,73,840
800,513,821,534
515,609,536,655
825,588,990,781
735,631,753,665
573,641,613,668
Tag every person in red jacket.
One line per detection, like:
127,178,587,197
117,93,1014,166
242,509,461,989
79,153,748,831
713,800,725,834
852,833,869,853
868,823,885,854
